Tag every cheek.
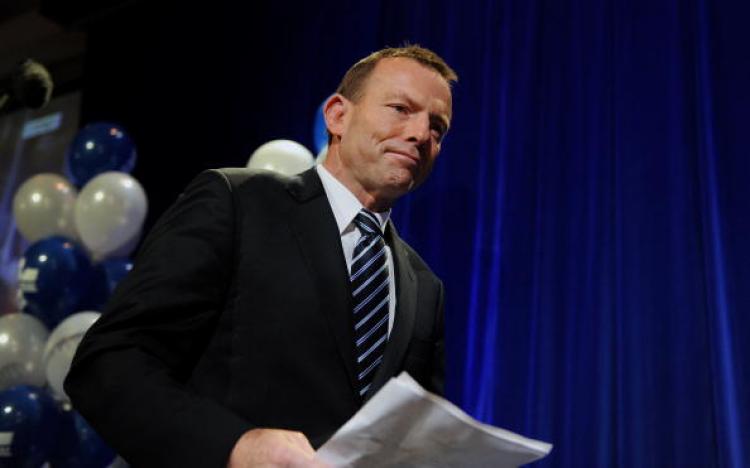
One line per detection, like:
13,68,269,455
370,113,404,140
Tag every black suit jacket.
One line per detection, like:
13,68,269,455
65,168,445,468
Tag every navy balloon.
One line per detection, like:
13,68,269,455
0,385,62,468
19,236,103,329
97,258,133,296
312,98,330,154
48,408,115,468
65,122,137,187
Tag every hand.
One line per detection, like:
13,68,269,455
227,428,331,468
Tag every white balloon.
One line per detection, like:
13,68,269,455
0,312,49,390
12,173,78,243
75,171,147,260
246,139,314,175
43,311,100,401
316,145,328,165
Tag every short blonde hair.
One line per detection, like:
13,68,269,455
336,45,458,102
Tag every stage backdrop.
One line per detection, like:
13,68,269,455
79,0,749,466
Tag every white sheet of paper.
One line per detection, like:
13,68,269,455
318,373,552,467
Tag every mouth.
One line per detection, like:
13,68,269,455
385,150,419,167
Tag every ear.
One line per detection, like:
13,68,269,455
323,93,349,140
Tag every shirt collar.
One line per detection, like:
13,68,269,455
316,164,391,234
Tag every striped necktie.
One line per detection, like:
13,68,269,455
350,209,390,398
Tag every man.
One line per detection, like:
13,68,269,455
65,45,457,468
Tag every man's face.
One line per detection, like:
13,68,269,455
332,57,452,204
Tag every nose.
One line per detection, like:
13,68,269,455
405,112,431,145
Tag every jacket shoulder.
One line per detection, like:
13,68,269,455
202,167,294,190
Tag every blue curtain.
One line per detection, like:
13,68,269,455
81,0,750,466
383,0,749,466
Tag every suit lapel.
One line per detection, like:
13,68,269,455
286,169,360,396
366,222,417,400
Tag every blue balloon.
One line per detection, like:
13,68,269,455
65,122,137,187
19,236,105,329
97,258,133,296
0,385,62,468
312,98,329,154
48,409,115,468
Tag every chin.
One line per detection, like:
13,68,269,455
382,177,415,198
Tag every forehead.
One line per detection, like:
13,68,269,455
361,57,452,119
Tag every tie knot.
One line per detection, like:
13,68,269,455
353,210,383,237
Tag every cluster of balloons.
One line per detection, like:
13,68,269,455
2,121,140,466
14,123,145,263
13,123,142,328
0,314,115,467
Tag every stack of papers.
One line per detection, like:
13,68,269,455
318,373,552,467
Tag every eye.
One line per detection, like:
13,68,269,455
389,104,409,114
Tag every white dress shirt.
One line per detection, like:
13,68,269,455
315,164,397,335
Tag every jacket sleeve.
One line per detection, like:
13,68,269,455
65,169,252,468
